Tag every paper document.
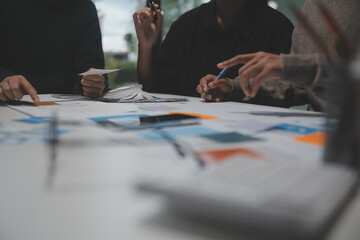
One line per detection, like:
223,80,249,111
227,119,275,134
6,101,139,119
51,85,187,103
102,85,187,103
21,94,86,102
79,68,121,76
104,85,146,100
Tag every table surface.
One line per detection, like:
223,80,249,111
0,94,359,240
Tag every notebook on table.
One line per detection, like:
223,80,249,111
137,158,358,240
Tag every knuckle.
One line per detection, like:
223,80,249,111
9,78,20,85
12,86,20,92
3,77,12,83
2,84,10,91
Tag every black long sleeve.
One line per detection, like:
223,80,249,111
0,0,106,94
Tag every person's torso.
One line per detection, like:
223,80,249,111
155,1,293,97
0,0,84,93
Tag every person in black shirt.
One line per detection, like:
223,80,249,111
0,0,107,103
133,0,293,97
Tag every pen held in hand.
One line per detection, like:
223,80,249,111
201,67,229,99
148,0,160,22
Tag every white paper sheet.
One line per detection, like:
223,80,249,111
104,85,144,100
50,85,187,103
21,94,86,102
78,68,121,75
226,119,276,134
7,101,139,119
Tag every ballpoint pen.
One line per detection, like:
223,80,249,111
201,67,229,99
157,129,206,168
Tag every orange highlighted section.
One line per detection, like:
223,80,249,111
168,111,218,120
34,102,59,106
294,132,326,146
198,148,262,163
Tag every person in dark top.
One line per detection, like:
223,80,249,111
0,0,107,103
133,0,294,97
198,0,360,111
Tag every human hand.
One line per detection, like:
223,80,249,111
0,75,39,103
81,70,105,98
133,4,163,49
196,74,232,102
218,52,283,97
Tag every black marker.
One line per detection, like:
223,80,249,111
148,1,160,22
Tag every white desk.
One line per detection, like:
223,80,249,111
0,95,359,240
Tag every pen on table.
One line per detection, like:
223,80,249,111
157,129,206,168
179,140,206,169
47,112,59,189
157,129,186,158
201,67,229,99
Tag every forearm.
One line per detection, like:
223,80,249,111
137,45,153,85
225,78,245,102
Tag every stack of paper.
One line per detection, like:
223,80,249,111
103,85,155,101
99,85,187,103
51,84,187,103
